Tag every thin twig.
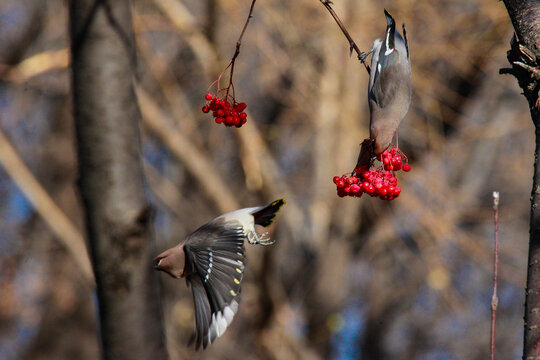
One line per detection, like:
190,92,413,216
226,0,257,99
491,191,500,360
319,0,370,73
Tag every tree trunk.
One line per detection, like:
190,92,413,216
70,1,168,359
501,1,540,359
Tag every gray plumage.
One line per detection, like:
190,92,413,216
154,199,285,349
366,9,412,155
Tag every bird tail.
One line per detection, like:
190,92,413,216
384,9,396,50
251,199,285,227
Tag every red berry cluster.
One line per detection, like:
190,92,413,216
202,93,248,128
378,147,411,172
333,147,411,201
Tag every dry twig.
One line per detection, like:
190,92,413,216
225,0,257,99
318,0,370,73
491,191,500,360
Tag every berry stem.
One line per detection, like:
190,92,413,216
225,0,257,100
319,0,370,74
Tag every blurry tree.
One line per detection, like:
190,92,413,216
500,1,540,358
70,1,168,359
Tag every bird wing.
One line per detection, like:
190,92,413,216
369,54,401,109
369,10,408,109
185,224,246,349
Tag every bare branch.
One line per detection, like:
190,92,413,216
491,191,500,360
226,0,257,98
318,0,370,73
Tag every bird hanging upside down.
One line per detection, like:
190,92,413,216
154,199,285,349
361,9,412,158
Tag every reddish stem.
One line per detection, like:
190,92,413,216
225,0,257,101
491,191,500,360
319,0,370,74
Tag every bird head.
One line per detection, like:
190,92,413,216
153,244,186,279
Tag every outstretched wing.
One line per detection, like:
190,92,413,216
185,224,246,349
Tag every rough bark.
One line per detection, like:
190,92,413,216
501,1,540,359
70,1,168,359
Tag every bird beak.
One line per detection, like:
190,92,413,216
153,257,163,269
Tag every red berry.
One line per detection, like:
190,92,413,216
403,163,411,172
333,176,340,184
350,184,361,193
205,93,213,101
215,117,223,124
394,187,401,195
202,105,210,113
337,180,345,188
234,102,247,112
344,186,351,194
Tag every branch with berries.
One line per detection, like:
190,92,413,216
202,0,256,128
325,9,413,201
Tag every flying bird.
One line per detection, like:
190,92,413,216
154,199,285,349
361,9,412,156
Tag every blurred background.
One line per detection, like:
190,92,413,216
0,0,531,359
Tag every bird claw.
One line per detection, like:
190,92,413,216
247,231,275,246
258,232,276,246
358,49,373,63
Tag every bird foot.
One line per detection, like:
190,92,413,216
358,48,373,63
247,231,275,246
